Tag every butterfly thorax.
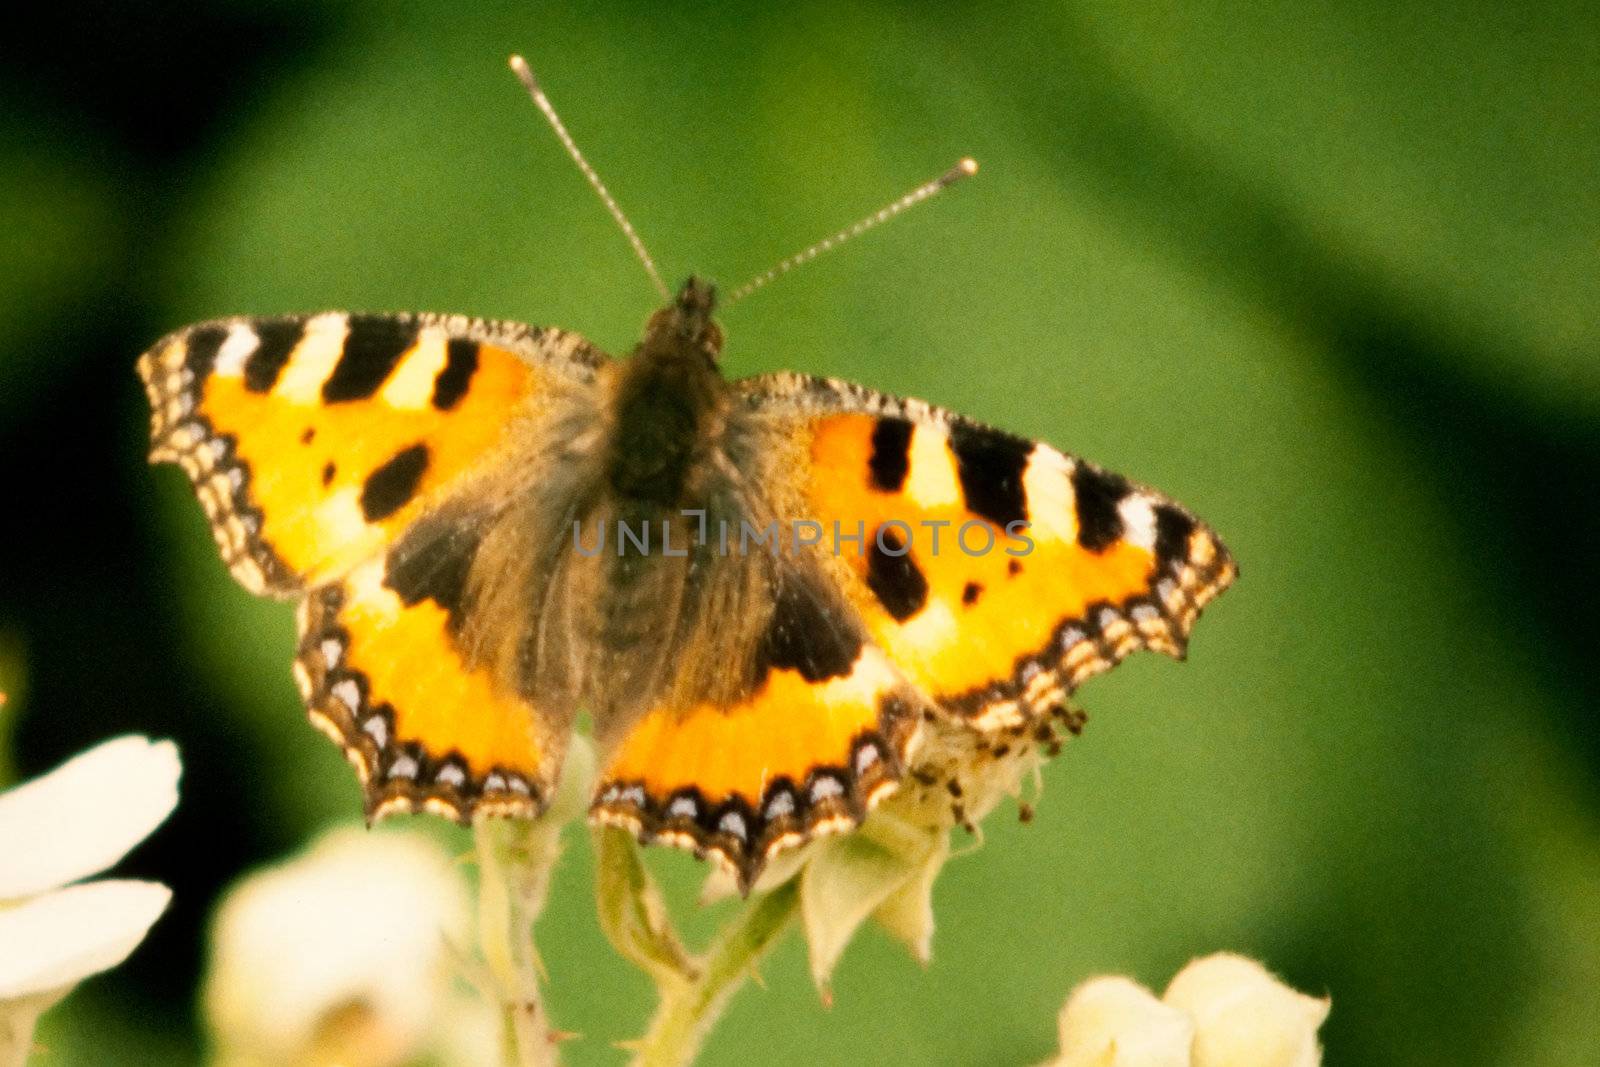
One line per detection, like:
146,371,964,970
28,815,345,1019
605,277,728,509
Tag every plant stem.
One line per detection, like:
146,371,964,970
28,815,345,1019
476,816,563,1067
0,990,63,1067
629,878,801,1067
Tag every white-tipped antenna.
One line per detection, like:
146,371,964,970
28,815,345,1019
509,55,669,301
725,157,978,305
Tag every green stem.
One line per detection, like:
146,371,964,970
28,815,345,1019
0,990,64,1067
629,878,801,1067
476,817,563,1067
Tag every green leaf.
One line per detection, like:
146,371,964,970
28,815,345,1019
799,814,946,990
593,827,697,990
869,832,950,967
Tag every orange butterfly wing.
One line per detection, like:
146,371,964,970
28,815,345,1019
739,373,1235,732
140,312,603,817
594,646,917,876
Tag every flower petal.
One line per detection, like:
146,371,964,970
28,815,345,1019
0,879,171,999
0,736,180,900
1053,976,1194,1067
1162,954,1328,1067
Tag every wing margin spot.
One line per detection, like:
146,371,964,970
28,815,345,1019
183,323,228,380
432,338,480,410
867,416,913,491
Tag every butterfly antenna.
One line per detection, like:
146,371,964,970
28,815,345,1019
724,157,978,306
508,55,670,301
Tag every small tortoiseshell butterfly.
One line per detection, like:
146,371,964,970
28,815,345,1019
138,61,1234,888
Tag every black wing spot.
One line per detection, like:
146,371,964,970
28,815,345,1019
868,417,913,492
361,444,429,522
300,426,317,445
322,316,420,403
949,423,1031,527
432,338,479,410
757,575,862,682
1070,463,1130,552
961,581,983,606
1008,559,1023,576
1153,504,1197,571
321,462,336,486
244,319,305,393
866,525,929,622
183,324,228,381
384,508,483,632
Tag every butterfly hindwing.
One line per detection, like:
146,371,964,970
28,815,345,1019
138,311,603,595
591,564,924,884
296,544,561,821
737,372,1236,732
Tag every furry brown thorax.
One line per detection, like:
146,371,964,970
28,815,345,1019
606,277,728,509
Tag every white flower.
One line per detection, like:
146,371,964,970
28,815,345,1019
1053,976,1193,1067
1048,953,1329,1067
1164,954,1329,1067
203,826,476,1067
0,735,179,997
0,735,180,1060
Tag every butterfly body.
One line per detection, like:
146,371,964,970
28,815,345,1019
604,276,726,505
140,276,1235,886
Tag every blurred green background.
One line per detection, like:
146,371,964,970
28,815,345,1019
3,1,1598,1063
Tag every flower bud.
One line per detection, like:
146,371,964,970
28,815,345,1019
1162,953,1328,1067
1052,976,1193,1067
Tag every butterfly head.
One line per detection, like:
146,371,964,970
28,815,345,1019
640,276,724,364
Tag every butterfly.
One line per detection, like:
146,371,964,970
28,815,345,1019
137,67,1234,890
